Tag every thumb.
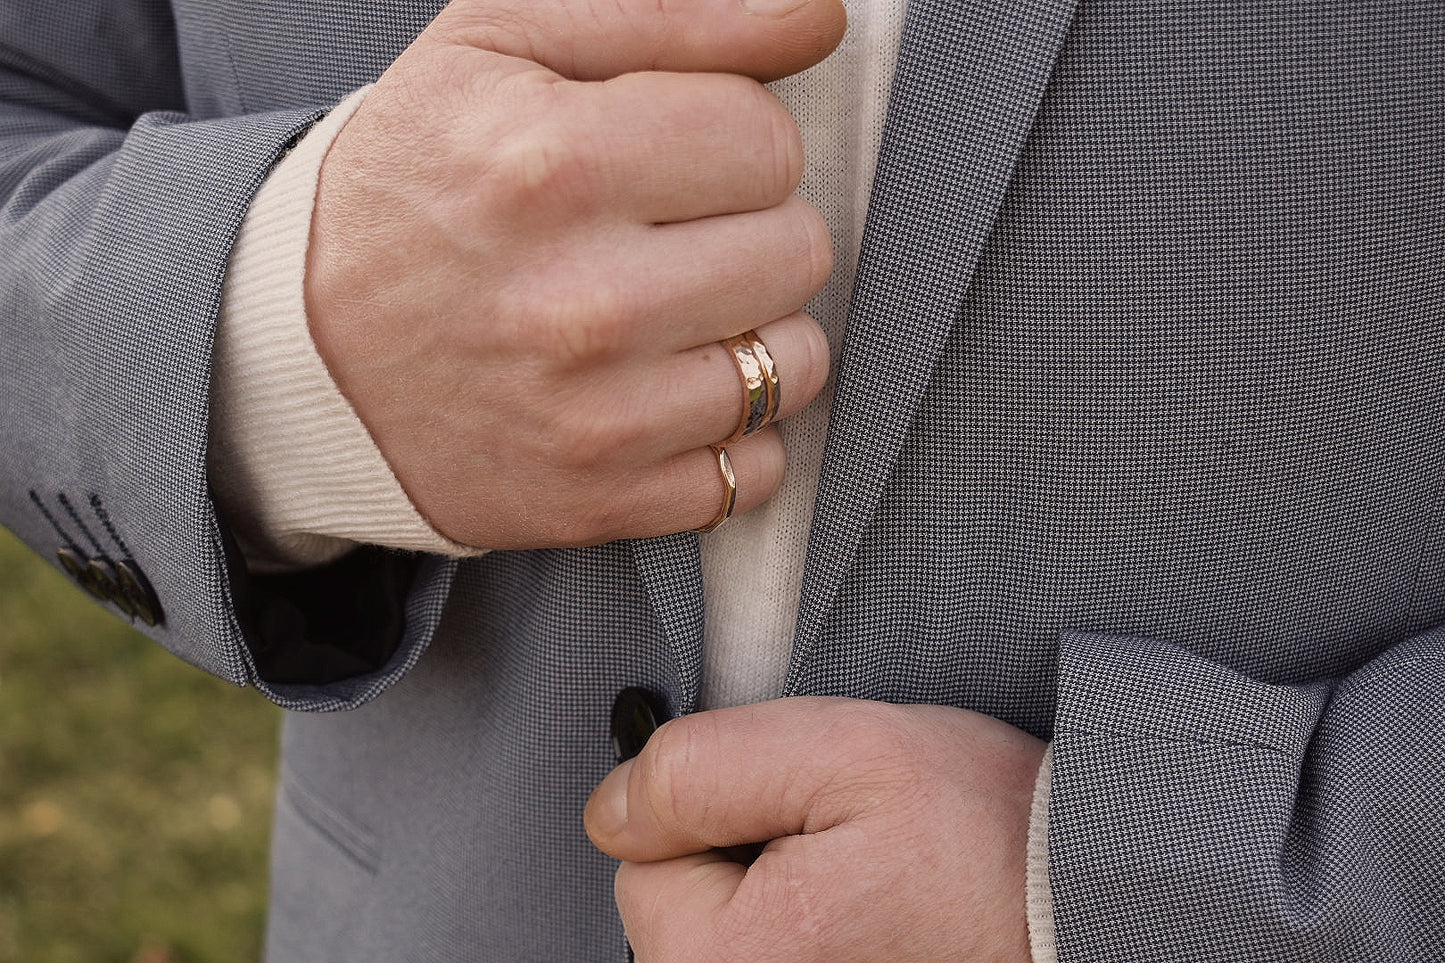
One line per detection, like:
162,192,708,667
426,0,847,82
585,697,898,862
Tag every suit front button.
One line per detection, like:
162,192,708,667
610,687,670,763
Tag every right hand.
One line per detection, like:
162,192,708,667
304,0,846,549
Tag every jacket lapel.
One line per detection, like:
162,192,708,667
630,533,706,708
631,0,1082,702
787,0,1082,689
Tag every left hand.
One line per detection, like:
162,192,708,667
585,697,1048,962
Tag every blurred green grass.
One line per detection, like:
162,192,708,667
0,526,279,962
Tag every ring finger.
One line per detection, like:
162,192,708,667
616,312,830,460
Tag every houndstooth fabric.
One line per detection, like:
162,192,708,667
2,0,1442,960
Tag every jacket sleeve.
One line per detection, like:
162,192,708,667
0,1,455,711
1049,626,1445,960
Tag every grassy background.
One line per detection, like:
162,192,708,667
0,526,279,962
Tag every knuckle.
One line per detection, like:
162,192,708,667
504,278,633,368
794,201,835,295
836,702,917,766
429,5,548,64
490,130,566,203
745,83,804,201
766,96,806,198
495,415,628,547
536,453,630,545
634,716,713,833
751,433,788,498
483,109,599,215
790,320,832,401
709,75,801,203
529,486,625,546
826,705,939,808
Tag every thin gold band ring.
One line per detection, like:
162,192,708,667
692,446,737,534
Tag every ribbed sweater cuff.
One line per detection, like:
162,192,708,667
209,86,486,573
1026,744,1058,963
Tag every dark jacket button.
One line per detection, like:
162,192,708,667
55,548,164,626
56,547,90,583
611,687,670,763
57,548,109,601
85,557,138,617
114,560,163,627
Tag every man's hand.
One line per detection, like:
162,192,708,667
305,0,845,549
585,698,1048,962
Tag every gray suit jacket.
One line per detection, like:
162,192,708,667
2,0,1442,959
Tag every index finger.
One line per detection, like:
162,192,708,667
430,0,847,83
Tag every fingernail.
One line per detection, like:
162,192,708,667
741,0,812,17
588,759,633,841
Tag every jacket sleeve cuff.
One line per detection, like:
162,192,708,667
1039,628,1436,960
209,86,486,573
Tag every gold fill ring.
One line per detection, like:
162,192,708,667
692,446,737,534
716,330,781,446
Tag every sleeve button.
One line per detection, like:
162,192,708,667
114,560,163,627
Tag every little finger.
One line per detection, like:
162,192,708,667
540,428,785,545
680,429,785,536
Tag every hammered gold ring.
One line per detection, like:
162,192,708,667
692,446,737,534
716,330,781,446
